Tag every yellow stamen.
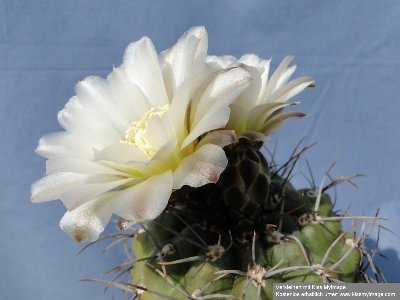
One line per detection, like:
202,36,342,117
121,104,169,158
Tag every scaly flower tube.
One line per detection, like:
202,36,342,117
207,54,314,139
31,27,252,242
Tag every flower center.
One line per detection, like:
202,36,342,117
121,104,169,158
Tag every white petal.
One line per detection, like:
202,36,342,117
232,65,262,110
258,59,271,102
192,65,253,126
276,65,297,88
262,111,305,134
146,113,176,151
182,106,230,149
60,176,133,210
169,79,192,141
31,172,90,202
173,144,227,189
36,132,78,159
57,95,121,144
266,76,314,103
161,26,208,94
239,54,262,67
206,55,237,68
263,56,294,98
46,157,126,176
226,103,245,133
107,68,152,122
122,37,168,107
60,193,113,243
74,76,129,133
150,139,178,164
94,143,148,163
197,130,236,148
112,171,173,222
247,102,299,131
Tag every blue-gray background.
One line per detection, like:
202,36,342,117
1,1,399,299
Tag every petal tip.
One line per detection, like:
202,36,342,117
60,206,106,243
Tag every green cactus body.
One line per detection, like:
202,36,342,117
130,139,368,299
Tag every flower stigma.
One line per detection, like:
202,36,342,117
121,104,169,158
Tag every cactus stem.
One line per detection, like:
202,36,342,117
153,220,206,249
330,222,365,271
321,232,347,267
172,210,208,248
286,234,311,266
153,266,190,298
240,278,254,298
192,273,234,299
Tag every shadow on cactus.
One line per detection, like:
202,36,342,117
82,140,387,300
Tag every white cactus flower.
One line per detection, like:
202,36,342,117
31,27,252,243
207,54,314,139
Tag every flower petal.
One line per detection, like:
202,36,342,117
94,143,148,163
239,54,263,67
181,106,230,149
197,130,236,148
173,144,227,189
192,65,253,127
74,76,129,133
247,102,299,131
122,37,168,107
107,68,152,122
161,26,208,95
146,113,176,151
57,95,121,145
265,76,314,104
112,171,173,222
60,193,114,243
206,55,237,68
31,172,90,203
60,176,134,210
225,103,245,133
263,56,294,98
262,111,306,134
46,157,126,176
232,65,262,110
150,139,178,165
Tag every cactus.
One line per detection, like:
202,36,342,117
123,138,383,300
29,26,386,299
